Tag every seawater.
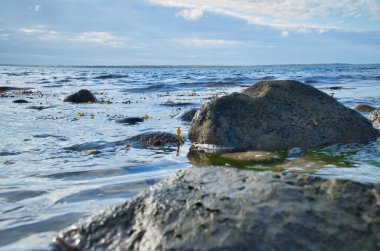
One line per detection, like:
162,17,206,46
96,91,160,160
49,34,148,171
0,64,379,250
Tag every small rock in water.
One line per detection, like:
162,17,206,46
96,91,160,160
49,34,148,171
63,89,97,103
125,131,184,148
12,99,29,103
116,117,144,125
353,104,376,113
219,150,282,163
369,107,380,129
88,150,102,155
161,100,194,107
0,86,30,93
179,108,198,122
27,105,54,110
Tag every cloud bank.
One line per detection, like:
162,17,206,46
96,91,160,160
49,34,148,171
150,0,380,30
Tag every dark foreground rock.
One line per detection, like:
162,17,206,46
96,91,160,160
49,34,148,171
53,167,380,251
189,80,378,150
369,108,380,129
179,108,198,122
63,89,97,103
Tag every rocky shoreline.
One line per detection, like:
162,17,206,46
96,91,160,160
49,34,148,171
52,80,380,251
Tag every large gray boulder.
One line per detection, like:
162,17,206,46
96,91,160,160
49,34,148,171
53,167,380,251
63,89,97,103
189,80,377,150
369,108,380,129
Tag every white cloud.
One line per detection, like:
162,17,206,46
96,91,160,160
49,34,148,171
150,0,380,31
19,27,59,41
282,31,289,37
35,5,41,12
71,32,125,47
18,28,128,47
174,37,242,46
176,8,203,21
19,28,44,34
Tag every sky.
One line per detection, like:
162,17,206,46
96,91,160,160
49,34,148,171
0,0,379,65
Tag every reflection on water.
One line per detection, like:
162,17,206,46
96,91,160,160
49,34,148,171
0,64,379,250
188,140,380,182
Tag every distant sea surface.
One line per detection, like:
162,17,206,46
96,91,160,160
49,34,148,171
0,64,379,250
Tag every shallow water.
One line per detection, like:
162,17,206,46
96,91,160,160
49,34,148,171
0,64,379,250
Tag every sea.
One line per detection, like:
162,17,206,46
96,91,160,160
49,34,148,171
0,64,379,250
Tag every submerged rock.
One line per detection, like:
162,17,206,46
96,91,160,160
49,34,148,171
12,99,29,103
161,101,194,107
219,150,282,163
116,117,144,125
179,108,198,122
189,80,378,150
63,89,97,103
27,105,55,111
53,167,380,251
125,131,183,148
353,104,376,113
369,108,380,129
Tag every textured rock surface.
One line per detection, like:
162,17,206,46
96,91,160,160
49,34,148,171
189,80,377,150
369,108,380,129
179,108,198,122
63,89,97,103
53,167,380,251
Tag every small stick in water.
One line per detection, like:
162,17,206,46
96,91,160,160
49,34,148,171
176,127,182,157
177,127,182,142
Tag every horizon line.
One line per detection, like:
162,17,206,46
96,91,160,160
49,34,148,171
1,63,379,68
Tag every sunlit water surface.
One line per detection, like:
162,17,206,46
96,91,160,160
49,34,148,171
0,64,379,250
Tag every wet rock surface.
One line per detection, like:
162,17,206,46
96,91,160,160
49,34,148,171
189,80,378,150
63,89,97,103
179,108,198,122
53,167,380,251
369,108,380,129
353,104,376,113
125,131,183,148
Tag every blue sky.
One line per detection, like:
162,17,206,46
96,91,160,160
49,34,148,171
0,0,379,65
